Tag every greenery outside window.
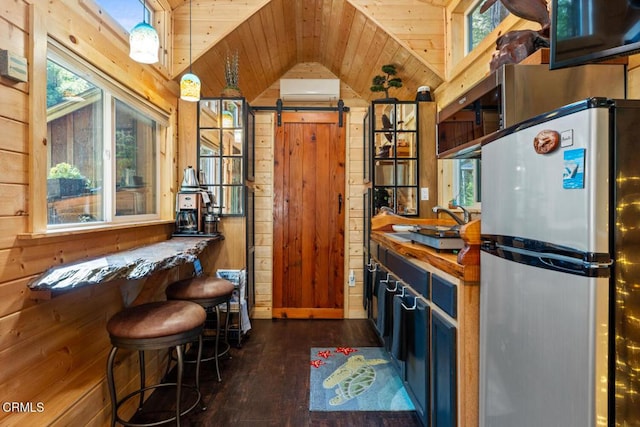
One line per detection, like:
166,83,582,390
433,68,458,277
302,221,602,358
467,0,509,52
554,0,589,40
47,41,165,227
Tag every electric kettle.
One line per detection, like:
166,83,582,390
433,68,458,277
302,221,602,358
181,166,200,190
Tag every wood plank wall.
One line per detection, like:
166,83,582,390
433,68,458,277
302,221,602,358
0,1,186,425
250,63,369,319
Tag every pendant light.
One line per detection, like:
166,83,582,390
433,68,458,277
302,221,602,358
180,0,201,102
129,1,159,64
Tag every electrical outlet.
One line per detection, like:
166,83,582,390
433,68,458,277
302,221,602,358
348,270,356,287
421,187,429,201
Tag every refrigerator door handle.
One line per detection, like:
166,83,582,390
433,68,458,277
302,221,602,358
538,255,611,274
491,243,611,277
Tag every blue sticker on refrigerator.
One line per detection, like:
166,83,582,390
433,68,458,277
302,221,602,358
563,148,585,189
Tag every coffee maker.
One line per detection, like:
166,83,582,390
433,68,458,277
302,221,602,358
175,192,203,234
175,166,204,234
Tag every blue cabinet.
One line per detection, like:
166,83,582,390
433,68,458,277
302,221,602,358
386,249,430,298
366,245,461,427
431,274,457,318
431,311,457,427
404,296,431,426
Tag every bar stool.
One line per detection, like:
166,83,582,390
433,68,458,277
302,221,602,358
166,276,235,382
106,300,207,427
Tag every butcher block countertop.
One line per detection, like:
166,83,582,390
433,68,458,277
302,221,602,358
371,211,480,283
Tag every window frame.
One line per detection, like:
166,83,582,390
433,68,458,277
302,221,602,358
46,39,167,230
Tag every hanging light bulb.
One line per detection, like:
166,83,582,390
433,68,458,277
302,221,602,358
180,0,200,102
129,1,159,64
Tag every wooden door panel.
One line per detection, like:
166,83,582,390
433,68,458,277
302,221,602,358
273,112,345,318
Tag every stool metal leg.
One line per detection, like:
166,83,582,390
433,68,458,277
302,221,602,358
138,350,146,411
224,300,231,348
176,344,184,427
107,346,119,427
214,305,222,382
195,334,206,411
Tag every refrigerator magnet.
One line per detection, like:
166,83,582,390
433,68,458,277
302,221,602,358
563,148,585,189
560,129,574,147
533,129,560,154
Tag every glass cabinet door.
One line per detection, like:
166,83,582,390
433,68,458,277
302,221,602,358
372,100,419,216
198,98,251,216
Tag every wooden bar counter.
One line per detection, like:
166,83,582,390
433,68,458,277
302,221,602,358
28,235,223,302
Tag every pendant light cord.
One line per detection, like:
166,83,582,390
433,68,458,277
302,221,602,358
189,0,193,73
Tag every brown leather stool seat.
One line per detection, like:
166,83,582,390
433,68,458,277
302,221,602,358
167,276,235,305
106,300,207,427
166,276,235,381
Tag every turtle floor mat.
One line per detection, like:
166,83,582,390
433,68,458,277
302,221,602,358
309,347,415,411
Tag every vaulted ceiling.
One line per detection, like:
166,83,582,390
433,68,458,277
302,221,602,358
169,0,447,103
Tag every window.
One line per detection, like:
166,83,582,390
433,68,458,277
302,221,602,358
467,0,509,52
198,98,252,216
46,41,165,227
554,0,590,40
94,0,154,32
453,159,481,207
80,0,168,67
94,0,151,34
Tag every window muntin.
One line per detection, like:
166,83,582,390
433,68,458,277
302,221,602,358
198,98,248,217
467,0,510,52
46,42,164,227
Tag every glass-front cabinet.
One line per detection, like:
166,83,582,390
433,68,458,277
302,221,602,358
371,100,419,216
198,98,254,216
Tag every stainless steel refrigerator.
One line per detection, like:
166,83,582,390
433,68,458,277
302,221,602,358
480,98,640,427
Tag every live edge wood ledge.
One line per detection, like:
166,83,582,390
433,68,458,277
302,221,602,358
28,235,223,301
371,211,480,283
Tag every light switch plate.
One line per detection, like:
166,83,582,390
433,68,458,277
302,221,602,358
420,187,429,201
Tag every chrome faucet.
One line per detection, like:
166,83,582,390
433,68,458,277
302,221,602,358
432,205,471,225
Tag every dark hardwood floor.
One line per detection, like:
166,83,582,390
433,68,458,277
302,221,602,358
130,319,421,426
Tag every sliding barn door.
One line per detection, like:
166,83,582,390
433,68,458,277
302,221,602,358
273,112,345,319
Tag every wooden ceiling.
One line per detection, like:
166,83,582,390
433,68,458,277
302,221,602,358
170,0,447,103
